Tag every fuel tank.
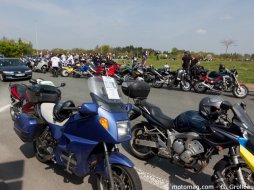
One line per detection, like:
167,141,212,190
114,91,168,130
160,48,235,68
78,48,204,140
174,111,211,134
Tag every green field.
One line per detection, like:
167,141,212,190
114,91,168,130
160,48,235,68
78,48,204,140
116,58,254,83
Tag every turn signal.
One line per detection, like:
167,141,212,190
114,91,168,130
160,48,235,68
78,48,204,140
99,117,109,129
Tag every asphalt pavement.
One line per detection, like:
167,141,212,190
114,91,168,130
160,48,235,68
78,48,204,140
0,72,254,190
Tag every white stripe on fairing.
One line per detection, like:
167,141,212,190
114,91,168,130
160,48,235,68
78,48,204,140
136,167,170,190
0,104,10,112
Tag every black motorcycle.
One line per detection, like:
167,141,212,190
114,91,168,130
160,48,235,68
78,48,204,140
122,81,254,189
167,68,192,91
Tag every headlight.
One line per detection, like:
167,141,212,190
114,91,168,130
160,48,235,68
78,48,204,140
117,120,130,139
3,71,14,75
25,70,32,73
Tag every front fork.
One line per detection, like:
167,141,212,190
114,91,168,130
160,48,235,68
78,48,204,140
229,147,247,186
103,142,115,190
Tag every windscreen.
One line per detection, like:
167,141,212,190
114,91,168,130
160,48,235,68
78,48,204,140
88,76,126,112
0,59,24,67
233,104,254,135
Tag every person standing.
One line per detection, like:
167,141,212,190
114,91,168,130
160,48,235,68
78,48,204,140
51,54,60,77
182,51,192,74
141,51,148,68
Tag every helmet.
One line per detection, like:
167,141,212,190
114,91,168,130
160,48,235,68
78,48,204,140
53,100,75,122
219,64,225,73
199,96,224,119
164,64,169,69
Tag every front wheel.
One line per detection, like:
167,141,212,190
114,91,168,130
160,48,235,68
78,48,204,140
213,162,254,190
193,81,208,93
232,84,249,98
152,78,163,88
180,80,191,91
96,165,142,190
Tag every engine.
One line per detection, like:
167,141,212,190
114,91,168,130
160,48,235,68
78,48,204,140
172,139,204,164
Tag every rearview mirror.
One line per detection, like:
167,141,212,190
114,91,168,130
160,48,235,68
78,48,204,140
220,101,232,111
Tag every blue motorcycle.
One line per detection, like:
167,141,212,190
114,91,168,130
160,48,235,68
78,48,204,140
14,76,142,190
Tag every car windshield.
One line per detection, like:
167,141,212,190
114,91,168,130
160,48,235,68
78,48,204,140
0,59,24,67
88,76,126,112
233,103,254,135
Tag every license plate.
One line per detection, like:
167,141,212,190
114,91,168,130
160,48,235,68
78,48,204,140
15,73,25,76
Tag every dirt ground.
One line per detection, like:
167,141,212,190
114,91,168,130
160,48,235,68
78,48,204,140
246,83,254,91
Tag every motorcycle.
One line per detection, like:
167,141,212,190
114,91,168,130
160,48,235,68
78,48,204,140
72,64,95,78
193,68,249,98
122,81,253,188
13,76,142,190
9,79,64,121
167,69,192,91
61,63,81,77
151,64,172,88
211,101,254,189
32,58,50,73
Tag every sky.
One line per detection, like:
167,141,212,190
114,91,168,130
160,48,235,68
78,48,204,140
0,0,254,54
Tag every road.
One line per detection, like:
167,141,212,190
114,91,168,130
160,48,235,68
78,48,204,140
0,72,254,190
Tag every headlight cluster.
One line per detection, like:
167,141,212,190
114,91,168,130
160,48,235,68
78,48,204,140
3,71,14,75
116,120,130,139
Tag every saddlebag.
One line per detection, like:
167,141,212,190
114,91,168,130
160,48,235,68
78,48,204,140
14,114,44,142
27,84,61,103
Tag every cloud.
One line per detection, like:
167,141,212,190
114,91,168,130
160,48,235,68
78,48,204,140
220,15,232,20
196,28,207,34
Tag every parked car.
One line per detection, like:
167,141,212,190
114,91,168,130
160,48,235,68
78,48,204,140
0,58,32,81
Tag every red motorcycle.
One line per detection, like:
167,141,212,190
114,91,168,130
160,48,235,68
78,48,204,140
94,63,122,84
193,68,249,98
9,79,64,121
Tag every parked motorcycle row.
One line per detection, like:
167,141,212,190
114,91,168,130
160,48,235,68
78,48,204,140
8,71,254,189
24,55,249,99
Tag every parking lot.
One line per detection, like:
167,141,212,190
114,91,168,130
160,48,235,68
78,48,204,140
1,72,254,190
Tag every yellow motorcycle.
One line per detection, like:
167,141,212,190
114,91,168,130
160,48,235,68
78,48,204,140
212,101,254,190
61,63,81,77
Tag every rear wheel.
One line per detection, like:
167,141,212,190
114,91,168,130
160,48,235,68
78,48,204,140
232,84,249,98
180,80,191,91
61,69,69,77
96,165,142,190
129,124,155,160
41,66,47,73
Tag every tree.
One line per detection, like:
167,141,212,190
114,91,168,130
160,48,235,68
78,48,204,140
221,39,236,54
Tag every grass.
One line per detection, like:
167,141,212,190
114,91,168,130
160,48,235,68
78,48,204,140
115,58,254,83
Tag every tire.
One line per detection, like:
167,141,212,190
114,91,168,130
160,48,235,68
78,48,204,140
96,165,142,190
152,78,163,88
41,66,47,74
61,69,69,77
193,81,207,93
167,76,175,88
232,84,249,99
128,124,155,160
213,160,254,190
33,138,51,163
180,80,191,91
0,73,5,81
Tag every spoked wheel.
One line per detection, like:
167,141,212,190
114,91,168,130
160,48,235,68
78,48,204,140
96,165,142,190
232,84,249,98
216,163,254,190
129,124,155,160
180,80,191,91
61,69,69,77
152,78,163,88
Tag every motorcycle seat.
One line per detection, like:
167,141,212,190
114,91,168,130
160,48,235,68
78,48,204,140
40,103,69,126
141,101,174,129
